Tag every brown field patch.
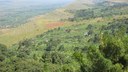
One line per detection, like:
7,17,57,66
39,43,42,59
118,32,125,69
46,22,65,29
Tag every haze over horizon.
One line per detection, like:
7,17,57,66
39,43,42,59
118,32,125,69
0,0,74,27
0,0,74,10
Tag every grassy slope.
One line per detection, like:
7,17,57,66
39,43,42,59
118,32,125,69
0,8,73,47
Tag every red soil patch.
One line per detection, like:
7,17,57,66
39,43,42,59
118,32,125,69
46,22,65,29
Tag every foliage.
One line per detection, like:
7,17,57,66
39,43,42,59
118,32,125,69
0,1,128,72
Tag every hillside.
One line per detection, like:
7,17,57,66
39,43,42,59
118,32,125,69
109,0,128,3
0,0,128,72
0,6,74,46
1,16,128,72
1,0,128,47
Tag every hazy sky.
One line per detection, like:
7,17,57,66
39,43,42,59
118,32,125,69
0,0,74,9
0,0,74,5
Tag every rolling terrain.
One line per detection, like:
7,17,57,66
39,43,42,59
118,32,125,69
0,0,128,72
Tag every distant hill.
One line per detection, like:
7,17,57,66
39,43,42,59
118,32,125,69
92,0,106,3
108,0,128,3
67,0,128,10
65,0,93,10
92,0,128,3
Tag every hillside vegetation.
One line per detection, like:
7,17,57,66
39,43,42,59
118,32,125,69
0,0,128,72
